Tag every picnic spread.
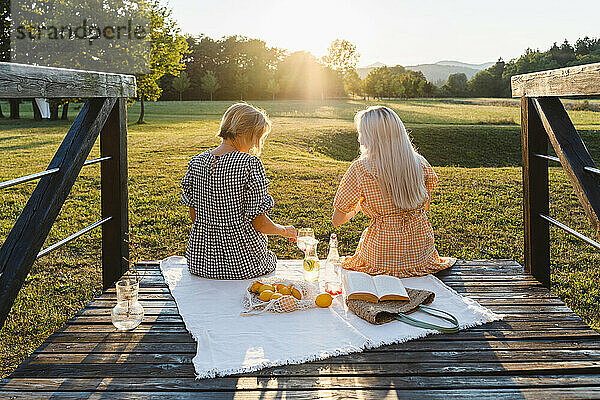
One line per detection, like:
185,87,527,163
160,255,501,379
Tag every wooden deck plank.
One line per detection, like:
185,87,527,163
24,349,600,364
2,375,600,391
2,388,600,400
33,338,600,354
37,328,599,344
8,360,600,378
2,259,600,398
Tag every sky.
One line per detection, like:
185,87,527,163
168,0,600,67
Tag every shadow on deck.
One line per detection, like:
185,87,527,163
1,259,600,399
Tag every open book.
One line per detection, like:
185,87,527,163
342,270,409,303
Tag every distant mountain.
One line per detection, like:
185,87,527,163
364,62,386,68
405,63,484,86
356,62,386,79
436,60,495,70
355,60,495,85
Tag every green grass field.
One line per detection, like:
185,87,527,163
1,98,599,377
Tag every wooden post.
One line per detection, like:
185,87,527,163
521,97,550,287
532,97,600,237
32,99,42,121
0,98,117,328
9,99,19,119
100,98,129,289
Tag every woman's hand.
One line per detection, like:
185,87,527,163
252,214,297,242
281,225,297,242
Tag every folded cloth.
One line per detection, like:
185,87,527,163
347,287,435,324
160,256,502,379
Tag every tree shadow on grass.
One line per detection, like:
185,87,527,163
311,125,600,169
311,126,523,168
0,140,55,152
0,118,72,132
0,135,24,143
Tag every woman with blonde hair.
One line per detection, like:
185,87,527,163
182,103,297,279
332,106,455,277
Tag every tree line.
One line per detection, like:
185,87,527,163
160,36,350,101
161,35,600,102
442,37,600,98
159,37,436,101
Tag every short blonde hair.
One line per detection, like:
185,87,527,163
218,103,272,155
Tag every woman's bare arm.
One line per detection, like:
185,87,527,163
332,203,360,227
189,207,196,223
252,213,296,239
332,209,356,227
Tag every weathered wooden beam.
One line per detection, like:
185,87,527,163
533,97,600,237
512,62,600,97
0,97,117,329
521,97,550,288
0,62,136,99
100,98,130,289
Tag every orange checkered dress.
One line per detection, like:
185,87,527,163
333,157,456,278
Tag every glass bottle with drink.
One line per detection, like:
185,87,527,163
324,234,342,295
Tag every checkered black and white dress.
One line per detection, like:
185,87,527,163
181,150,277,279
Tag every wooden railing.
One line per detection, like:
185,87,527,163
512,62,600,288
0,63,136,328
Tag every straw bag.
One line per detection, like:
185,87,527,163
346,287,459,333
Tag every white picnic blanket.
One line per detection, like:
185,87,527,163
160,256,501,379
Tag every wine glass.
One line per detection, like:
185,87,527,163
296,228,314,252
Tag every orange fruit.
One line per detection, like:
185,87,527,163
249,281,262,293
258,284,274,294
274,284,286,292
315,293,333,308
258,290,274,302
271,292,283,300
278,295,298,312
291,286,302,300
278,286,292,296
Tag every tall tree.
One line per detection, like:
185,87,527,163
136,0,188,123
364,67,395,98
277,51,344,100
363,66,432,99
468,59,507,98
574,37,600,56
200,71,220,101
1,0,9,118
344,70,363,98
549,40,576,67
266,77,280,101
322,39,360,73
172,71,191,101
0,0,9,62
234,70,250,100
441,73,468,97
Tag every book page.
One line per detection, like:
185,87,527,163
373,274,409,300
343,271,377,297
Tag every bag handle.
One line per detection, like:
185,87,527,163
395,305,459,333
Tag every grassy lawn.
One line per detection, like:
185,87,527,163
1,98,599,377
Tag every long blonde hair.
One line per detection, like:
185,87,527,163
218,103,272,155
355,106,426,210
